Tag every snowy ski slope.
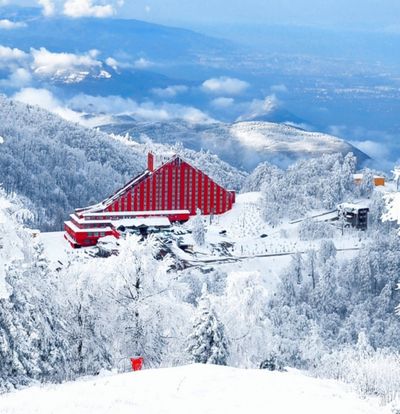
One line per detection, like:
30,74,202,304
0,364,389,414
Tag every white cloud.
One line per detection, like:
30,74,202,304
133,57,153,69
63,0,115,18
202,76,249,96
210,97,235,108
349,139,390,160
0,68,32,88
236,95,278,122
68,93,215,124
0,45,28,62
105,57,118,70
37,0,55,16
13,87,84,124
0,46,29,70
270,84,288,93
12,87,216,127
31,47,102,80
151,85,188,98
105,56,154,70
13,87,60,111
0,46,115,88
0,19,26,30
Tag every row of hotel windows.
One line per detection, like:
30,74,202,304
106,168,232,213
87,231,107,237
130,174,229,212
106,192,229,211
132,189,226,212
107,191,231,213
82,215,139,220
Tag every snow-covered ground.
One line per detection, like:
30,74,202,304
230,121,354,155
202,191,366,254
38,231,81,269
0,364,389,414
39,192,370,290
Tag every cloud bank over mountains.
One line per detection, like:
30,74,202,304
0,19,26,29
13,87,217,126
0,45,110,84
0,39,280,126
202,76,250,96
32,0,123,18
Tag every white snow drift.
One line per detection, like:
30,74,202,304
0,365,388,414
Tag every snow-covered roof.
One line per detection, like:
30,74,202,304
70,214,112,225
353,173,385,180
114,217,171,228
338,203,369,211
65,221,113,233
82,209,189,218
77,171,150,214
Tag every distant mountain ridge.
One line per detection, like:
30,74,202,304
100,119,369,171
0,6,237,99
0,6,233,62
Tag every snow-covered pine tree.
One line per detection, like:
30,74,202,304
359,168,375,197
186,285,229,365
192,208,205,246
393,166,400,190
340,152,357,194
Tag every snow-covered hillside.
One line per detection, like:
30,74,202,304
2,172,400,407
231,121,357,157
0,364,388,414
0,96,245,230
101,119,368,171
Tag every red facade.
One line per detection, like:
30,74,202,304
64,154,236,248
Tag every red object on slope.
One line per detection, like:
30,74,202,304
130,357,144,371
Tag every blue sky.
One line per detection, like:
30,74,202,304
9,0,400,29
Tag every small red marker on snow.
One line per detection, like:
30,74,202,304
130,357,144,371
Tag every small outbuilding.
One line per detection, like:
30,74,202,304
353,173,385,187
337,203,369,230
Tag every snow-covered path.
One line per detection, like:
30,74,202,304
0,365,388,414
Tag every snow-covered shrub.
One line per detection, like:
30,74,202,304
191,209,205,246
0,189,72,391
214,271,271,368
259,355,285,371
298,219,334,241
358,168,375,198
242,161,281,192
186,286,229,365
315,337,400,404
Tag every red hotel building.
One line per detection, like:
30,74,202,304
64,153,236,248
